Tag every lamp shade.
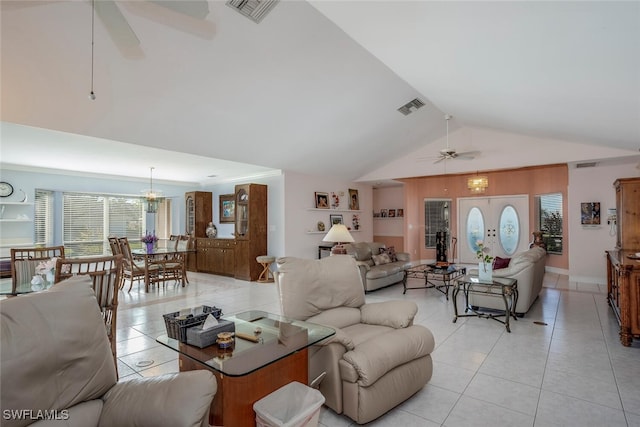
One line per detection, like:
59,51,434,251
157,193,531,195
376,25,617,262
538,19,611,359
322,224,355,243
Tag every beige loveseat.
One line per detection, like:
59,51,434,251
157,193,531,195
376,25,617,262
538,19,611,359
469,246,547,316
275,256,435,424
0,276,217,427
342,242,411,292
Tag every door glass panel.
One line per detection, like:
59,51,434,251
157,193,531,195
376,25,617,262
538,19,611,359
499,205,519,255
466,207,485,253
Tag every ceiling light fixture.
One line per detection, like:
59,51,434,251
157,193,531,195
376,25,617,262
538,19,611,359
467,172,489,194
142,167,164,213
89,0,96,100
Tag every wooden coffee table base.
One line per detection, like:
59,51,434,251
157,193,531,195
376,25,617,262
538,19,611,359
179,348,309,426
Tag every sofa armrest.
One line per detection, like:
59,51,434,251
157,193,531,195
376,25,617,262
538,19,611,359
360,301,417,328
99,371,216,427
396,252,410,262
316,326,355,350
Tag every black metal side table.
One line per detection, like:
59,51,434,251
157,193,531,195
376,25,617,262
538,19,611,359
452,275,518,332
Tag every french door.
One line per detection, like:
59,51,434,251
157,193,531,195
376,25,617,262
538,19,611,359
457,195,529,263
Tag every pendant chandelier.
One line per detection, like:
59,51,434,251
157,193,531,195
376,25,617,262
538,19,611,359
142,167,164,213
467,172,489,194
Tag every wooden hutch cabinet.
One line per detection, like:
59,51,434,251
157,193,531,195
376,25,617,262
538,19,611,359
233,183,267,281
196,238,235,277
185,191,212,238
607,177,640,346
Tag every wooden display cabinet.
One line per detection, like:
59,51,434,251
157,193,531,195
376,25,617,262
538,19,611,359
234,184,267,281
614,177,640,250
185,191,212,238
606,250,640,346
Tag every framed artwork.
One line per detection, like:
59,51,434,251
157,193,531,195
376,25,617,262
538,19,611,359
397,208,404,217
330,214,343,225
380,209,388,218
315,192,329,209
348,188,359,210
388,209,396,217
581,202,601,225
219,194,235,223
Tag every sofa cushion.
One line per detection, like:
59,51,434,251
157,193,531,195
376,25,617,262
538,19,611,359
493,256,511,270
1,277,117,427
372,253,391,266
366,262,406,279
379,246,398,262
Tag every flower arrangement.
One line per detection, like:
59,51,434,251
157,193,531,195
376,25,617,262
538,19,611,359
31,257,58,290
476,240,494,271
141,231,158,244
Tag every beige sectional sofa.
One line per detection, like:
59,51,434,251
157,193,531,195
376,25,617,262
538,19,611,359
469,246,547,316
342,242,411,292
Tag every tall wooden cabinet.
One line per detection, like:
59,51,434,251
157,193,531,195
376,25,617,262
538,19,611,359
607,177,640,346
614,178,640,250
233,184,267,281
185,191,212,238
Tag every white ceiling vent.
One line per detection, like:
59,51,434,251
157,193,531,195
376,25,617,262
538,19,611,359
576,162,597,168
226,0,279,23
397,98,425,116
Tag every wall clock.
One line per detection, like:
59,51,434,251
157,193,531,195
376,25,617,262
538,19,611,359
0,182,14,197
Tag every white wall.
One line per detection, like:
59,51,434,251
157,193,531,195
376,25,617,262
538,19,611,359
568,160,639,283
283,171,373,259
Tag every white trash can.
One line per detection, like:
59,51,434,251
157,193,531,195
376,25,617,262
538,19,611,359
253,381,325,427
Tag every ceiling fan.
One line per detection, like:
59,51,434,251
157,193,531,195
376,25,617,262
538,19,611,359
92,0,211,58
431,114,480,164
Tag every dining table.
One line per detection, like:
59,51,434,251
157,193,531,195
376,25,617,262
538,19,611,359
131,247,195,292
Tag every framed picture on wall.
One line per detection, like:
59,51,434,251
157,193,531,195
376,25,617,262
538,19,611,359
330,214,343,225
219,194,235,223
348,188,359,210
397,209,404,217
388,209,396,217
315,192,329,209
581,202,601,225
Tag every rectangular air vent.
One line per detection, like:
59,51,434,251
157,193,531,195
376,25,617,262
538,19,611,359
576,162,597,168
226,0,279,23
397,98,425,116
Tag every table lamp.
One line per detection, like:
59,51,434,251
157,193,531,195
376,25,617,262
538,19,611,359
322,224,355,255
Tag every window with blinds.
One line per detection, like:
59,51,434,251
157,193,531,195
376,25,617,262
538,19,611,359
536,193,563,254
62,192,145,256
34,189,53,246
424,199,451,248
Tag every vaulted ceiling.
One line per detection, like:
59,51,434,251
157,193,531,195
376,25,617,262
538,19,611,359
1,1,638,184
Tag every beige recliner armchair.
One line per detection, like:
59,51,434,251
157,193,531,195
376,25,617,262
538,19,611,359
275,256,435,424
0,276,216,427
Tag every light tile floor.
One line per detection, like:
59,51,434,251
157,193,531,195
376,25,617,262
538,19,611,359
113,270,640,427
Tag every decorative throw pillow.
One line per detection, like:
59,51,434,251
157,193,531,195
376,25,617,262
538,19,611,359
379,246,398,262
372,253,392,266
493,256,511,270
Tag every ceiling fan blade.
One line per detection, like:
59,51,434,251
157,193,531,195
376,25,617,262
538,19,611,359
433,157,446,164
95,0,142,58
453,150,480,160
149,0,210,19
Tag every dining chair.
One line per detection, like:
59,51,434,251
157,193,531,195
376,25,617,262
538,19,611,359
54,254,124,374
10,246,65,294
108,236,122,255
118,237,158,292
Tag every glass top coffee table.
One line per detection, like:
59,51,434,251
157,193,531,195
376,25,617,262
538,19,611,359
157,309,335,426
453,275,518,332
403,264,466,299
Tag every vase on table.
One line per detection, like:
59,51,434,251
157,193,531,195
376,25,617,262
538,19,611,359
146,242,154,253
478,262,493,282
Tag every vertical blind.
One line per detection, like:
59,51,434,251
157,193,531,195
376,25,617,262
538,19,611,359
34,189,53,246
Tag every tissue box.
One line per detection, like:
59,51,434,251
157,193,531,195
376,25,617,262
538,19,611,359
186,319,235,348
